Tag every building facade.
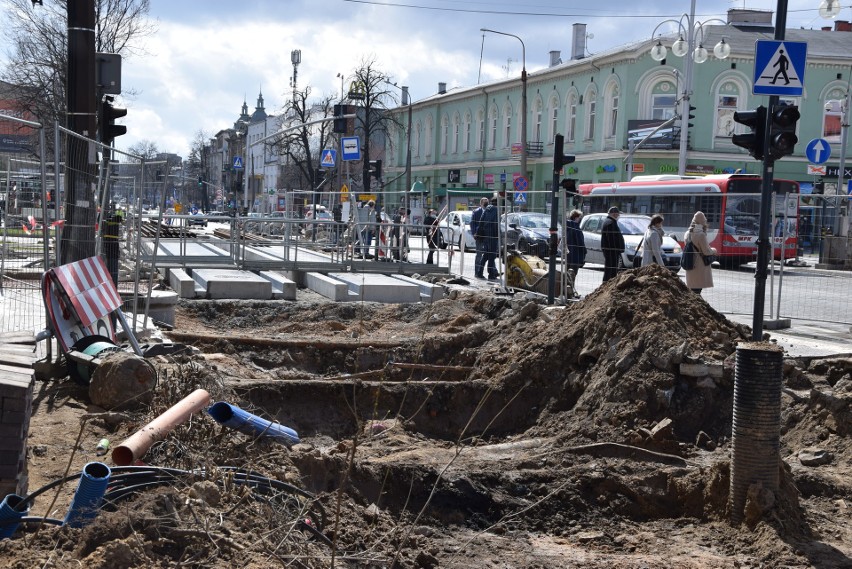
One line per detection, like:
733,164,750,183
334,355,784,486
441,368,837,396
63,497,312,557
386,10,852,224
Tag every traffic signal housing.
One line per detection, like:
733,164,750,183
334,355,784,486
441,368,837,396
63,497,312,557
731,106,766,161
553,134,575,172
198,176,203,188
333,104,346,134
99,95,127,148
766,102,800,160
368,159,382,180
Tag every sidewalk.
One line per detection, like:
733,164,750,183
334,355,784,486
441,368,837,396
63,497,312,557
726,313,851,359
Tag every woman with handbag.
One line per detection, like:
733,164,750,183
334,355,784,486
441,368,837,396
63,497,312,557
683,211,717,295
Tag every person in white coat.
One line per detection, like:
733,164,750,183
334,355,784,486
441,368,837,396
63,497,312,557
683,211,717,295
641,214,666,267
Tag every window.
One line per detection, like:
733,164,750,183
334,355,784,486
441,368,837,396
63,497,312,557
551,103,559,142
476,110,485,150
715,94,739,137
441,116,449,155
489,108,498,149
414,122,421,157
463,112,471,152
534,101,543,142
452,115,460,154
425,116,433,157
503,105,512,147
652,93,677,120
823,93,843,143
585,87,597,140
567,95,577,142
606,84,619,138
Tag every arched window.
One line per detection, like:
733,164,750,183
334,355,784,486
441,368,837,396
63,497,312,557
650,80,677,120
489,106,499,150
533,99,543,142
567,92,578,142
822,85,847,143
604,81,620,139
714,80,742,138
414,122,422,158
503,103,513,147
584,86,597,140
549,94,560,142
425,115,433,157
441,115,449,155
476,109,485,151
452,114,460,154
463,111,472,153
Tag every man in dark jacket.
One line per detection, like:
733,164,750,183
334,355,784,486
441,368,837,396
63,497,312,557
470,197,489,279
601,206,625,282
424,208,438,264
479,198,501,280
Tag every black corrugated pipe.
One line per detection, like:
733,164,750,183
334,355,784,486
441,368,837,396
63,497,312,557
728,341,784,525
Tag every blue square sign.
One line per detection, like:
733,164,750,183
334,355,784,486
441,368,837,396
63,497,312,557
753,40,807,97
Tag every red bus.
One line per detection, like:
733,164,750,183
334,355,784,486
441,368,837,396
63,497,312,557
578,174,799,267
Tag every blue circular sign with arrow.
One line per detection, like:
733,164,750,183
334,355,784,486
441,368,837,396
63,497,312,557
806,138,831,165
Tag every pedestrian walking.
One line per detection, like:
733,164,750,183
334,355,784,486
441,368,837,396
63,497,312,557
683,211,717,295
424,208,439,264
565,209,586,276
471,197,489,279
601,206,625,282
641,214,666,266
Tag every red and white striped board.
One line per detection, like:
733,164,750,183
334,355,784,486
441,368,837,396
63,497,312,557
42,257,122,353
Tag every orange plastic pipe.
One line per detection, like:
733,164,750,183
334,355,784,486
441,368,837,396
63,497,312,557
112,388,212,466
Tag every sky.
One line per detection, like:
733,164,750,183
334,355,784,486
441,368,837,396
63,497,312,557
2,0,841,157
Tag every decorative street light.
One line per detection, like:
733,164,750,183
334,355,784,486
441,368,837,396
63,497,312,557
819,0,842,19
649,0,729,176
481,28,527,184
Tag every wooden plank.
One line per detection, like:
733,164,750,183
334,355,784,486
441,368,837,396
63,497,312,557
0,332,36,345
0,344,37,356
0,353,38,368
0,364,33,378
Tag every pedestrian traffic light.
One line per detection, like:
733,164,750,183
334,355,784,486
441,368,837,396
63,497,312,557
333,104,346,134
553,134,575,173
368,159,382,180
99,95,127,148
731,106,766,161
766,102,800,160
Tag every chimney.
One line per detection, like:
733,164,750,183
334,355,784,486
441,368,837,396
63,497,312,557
438,82,447,94
571,23,587,60
836,20,852,32
549,50,562,67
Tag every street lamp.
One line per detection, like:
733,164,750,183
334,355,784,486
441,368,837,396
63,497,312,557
819,0,842,19
481,28,527,184
648,0,729,177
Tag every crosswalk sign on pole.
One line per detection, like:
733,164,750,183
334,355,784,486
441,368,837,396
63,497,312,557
514,191,527,204
320,149,337,168
753,40,807,97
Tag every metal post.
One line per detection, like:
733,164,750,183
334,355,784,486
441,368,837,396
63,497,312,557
836,85,850,234
678,0,697,177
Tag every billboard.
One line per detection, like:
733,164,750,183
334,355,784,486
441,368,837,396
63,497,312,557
626,119,680,150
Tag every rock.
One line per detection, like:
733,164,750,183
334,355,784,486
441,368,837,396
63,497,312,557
88,351,156,410
798,448,833,466
576,530,605,543
364,503,380,520
695,431,716,450
680,362,724,379
744,483,775,527
650,418,673,441
188,480,221,506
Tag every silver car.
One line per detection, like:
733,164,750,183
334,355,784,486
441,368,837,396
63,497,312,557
579,213,682,272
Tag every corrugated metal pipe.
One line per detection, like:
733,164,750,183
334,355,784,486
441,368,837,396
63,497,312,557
728,342,784,525
0,494,29,539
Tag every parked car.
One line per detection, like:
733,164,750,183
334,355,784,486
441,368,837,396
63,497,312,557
436,210,476,251
579,213,682,272
502,212,560,258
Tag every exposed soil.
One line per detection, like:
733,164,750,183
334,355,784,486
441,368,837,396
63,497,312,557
5,264,852,568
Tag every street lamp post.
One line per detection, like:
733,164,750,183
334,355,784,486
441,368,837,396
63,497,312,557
648,0,729,177
481,28,527,183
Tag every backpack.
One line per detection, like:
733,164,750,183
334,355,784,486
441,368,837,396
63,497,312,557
681,241,695,270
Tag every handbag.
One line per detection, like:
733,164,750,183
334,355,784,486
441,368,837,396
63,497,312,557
681,241,695,270
702,254,716,266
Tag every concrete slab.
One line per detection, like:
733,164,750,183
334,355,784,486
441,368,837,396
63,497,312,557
329,273,422,303
306,273,358,302
192,269,272,300
168,268,196,299
391,275,445,304
259,271,297,300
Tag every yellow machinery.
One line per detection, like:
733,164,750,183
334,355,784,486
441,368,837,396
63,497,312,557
504,251,574,298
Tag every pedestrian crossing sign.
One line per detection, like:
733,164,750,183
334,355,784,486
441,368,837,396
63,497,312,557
753,40,807,97
320,149,337,168
514,191,527,204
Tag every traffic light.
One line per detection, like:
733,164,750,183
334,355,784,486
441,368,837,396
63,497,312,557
731,106,766,161
333,104,346,134
368,159,382,180
198,176,203,188
766,102,800,160
99,95,127,148
553,134,575,172
814,181,825,194
560,179,577,193
686,105,696,128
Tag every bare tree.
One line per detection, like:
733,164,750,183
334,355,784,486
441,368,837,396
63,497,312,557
0,0,154,154
350,57,399,209
271,86,336,206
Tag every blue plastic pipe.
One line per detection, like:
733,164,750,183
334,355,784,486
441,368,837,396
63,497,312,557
64,462,111,528
0,494,28,539
208,402,300,445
